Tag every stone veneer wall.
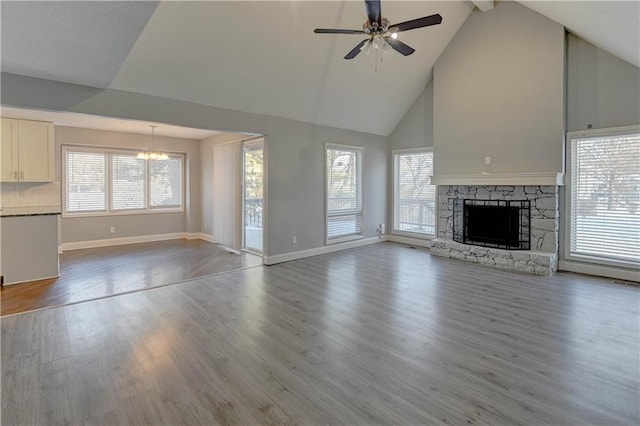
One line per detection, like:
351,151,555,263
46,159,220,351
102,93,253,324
432,185,559,275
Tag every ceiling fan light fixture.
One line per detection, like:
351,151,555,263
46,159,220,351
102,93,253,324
372,35,383,50
314,1,442,61
381,37,393,52
360,39,373,55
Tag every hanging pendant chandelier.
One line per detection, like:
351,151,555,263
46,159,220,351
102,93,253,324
137,125,169,160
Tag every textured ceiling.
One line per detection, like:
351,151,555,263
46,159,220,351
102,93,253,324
1,1,638,137
109,1,474,136
1,1,159,88
519,0,640,68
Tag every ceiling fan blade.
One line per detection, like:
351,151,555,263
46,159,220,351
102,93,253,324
314,28,365,34
365,0,381,26
391,13,442,32
387,38,416,56
344,39,369,59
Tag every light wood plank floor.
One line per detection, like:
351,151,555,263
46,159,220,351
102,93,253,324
0,239,263,316
2,242,638,425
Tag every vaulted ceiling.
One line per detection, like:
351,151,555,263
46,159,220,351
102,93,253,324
2,1,638,137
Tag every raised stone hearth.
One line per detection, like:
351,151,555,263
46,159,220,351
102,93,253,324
431,239,557,276
432,185,559,276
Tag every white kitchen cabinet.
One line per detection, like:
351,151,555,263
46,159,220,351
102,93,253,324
1,118,18,182
1,118,54,182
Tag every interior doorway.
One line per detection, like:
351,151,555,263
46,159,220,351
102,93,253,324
243,139,264,253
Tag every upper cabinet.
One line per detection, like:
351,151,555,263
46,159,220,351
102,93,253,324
1,118,54,182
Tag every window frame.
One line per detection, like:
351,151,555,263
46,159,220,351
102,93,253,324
63,145,185,218
325,143,365,245
564,125,640,269
392,147,436,239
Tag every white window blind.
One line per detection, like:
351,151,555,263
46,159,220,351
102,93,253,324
150,158,182,208
65,151,107,212
64,146,184,216
570,130,640,264
393,149,435,236
111,154,146,210
326,146,363,240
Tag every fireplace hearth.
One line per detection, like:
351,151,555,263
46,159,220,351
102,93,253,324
453,199,530,250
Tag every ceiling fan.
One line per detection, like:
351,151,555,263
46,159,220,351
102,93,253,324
314,0,442,60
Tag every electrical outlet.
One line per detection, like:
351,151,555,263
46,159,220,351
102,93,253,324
110,226,115,234
204,223,207,230
485,156,491,165
292,236,297,244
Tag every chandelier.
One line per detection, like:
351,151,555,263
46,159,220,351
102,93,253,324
137,125,169,160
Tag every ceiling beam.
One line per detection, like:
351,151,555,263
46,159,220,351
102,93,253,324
471,1,494,12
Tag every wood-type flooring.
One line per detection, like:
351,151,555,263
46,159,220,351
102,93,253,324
1,239,262,316
2,242,638,425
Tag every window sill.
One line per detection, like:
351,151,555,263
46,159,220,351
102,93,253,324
565,252,639,270
326,234,364,245
392,230,435,240
63,208,184,219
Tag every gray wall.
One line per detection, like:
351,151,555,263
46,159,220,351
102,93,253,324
54,126,201,243
388,81,433,151
387,80,434,232
3,74,387,256
433,1,565,176
566,33,640,132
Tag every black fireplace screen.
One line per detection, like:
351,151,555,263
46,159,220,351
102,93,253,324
453,199,530,250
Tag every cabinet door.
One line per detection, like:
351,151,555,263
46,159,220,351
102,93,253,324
1,118,19,181
17,120,54,182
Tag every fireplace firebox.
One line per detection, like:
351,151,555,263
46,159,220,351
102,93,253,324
453,199,530,250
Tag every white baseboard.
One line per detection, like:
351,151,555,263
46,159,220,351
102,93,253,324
387,234,432,249
61,232,187,251
198,233,216,244
559,260,640,282
264,236,383,265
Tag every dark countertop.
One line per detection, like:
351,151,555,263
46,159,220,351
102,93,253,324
0,206,62,217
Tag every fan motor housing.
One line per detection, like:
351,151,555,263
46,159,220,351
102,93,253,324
363,17,390,34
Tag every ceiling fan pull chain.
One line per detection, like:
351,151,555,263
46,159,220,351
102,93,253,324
375,49,378,72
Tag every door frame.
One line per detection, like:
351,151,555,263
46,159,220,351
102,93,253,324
241,136,266,256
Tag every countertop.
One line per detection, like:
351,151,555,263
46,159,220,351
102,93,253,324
0,206,62,217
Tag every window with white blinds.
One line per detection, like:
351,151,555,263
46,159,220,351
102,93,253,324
150,158,182,208
66,151,107,213
111,154,145,210
326,145,363,242
568,129,640,265
64,146,184,216
393,149,435,236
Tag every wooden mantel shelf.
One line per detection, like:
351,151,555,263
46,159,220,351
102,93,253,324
429,172,564,186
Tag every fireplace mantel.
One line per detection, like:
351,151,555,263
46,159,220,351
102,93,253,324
430,172,564,186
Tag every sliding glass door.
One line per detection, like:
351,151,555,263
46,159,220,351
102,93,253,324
243,140,264,253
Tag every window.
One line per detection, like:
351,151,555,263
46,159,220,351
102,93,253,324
66,151,107,213
150,157,183,208
111,154,145,210
326,145,363,242
64,146,184,216
567,127,640,266
393,149,435,236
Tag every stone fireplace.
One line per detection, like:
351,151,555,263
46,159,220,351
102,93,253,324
430,185,559,276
